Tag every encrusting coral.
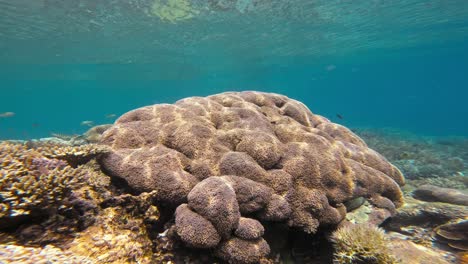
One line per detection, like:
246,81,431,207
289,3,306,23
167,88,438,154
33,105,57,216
99,91,405,263
413,184,468,206
331,224,398,264
434,220,468,251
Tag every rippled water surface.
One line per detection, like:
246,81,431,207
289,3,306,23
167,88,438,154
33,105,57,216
0,0,467,138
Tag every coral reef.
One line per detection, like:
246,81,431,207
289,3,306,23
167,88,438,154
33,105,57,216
385,196,467,232
0,142,94,224
0,141,157,263
343,200,392,226
99,91,405,262
356,128,468,184
382,194,466,263
434,220,468,251
66,205,154,263
33,143,110,166
409,175,468,190
330,224,397,264
413,184,468,206
459,252,468,264
0,244,93,264
385,238,452,264
150,0,200,23
332,222,452,264
83,124,113,143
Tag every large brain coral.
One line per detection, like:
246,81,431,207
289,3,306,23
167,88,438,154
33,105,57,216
99,91,404,263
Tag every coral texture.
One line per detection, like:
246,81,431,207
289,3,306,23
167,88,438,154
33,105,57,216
434,220,468,251
356,128,468,182
413,184,468,206
0,140,157,263
331,224,398,264
0,142,99,221
387,239,451,264
151,0,199,23
99,91,405,263
84,124,113,143
0,244,93,264
66,205,154,263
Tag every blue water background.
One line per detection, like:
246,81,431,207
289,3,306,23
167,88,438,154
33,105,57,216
1,0,468,140
1,40,467,140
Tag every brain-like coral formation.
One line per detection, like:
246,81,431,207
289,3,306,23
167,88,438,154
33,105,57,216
99,91,405,263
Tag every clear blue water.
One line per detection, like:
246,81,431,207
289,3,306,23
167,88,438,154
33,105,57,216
1,0,468,139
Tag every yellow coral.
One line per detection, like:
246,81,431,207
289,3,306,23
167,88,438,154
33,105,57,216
67,207,153,263
151,0,199,23
0,244,93,264
331,224,399,264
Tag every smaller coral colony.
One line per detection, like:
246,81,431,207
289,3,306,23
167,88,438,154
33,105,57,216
1,92,466,263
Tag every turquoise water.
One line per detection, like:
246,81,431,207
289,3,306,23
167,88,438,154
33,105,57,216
1,0,468,139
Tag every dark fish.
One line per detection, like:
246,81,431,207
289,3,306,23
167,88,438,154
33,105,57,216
32,123,40,128
336,114,343,120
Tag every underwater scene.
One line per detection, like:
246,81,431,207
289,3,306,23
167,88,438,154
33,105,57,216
0,0,467,263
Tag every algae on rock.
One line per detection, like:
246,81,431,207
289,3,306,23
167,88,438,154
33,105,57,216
151,0,200,23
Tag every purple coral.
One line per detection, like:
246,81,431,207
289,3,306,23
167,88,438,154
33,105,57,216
99,91,405,263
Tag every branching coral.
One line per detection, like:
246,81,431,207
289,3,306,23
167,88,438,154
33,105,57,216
331,224,398,264
34,143,110,166
0,142,109,225
0,142,81,220
0,141,158,263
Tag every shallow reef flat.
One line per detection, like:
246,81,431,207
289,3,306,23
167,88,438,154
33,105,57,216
0,92,466,264
356,128,468,190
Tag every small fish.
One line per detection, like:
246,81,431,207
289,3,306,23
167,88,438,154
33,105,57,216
81,120,95,127
0,112,15,118
31,123,40,128
51,133,80,140
336,114,343,120
326,65,336,71
105,114,117,119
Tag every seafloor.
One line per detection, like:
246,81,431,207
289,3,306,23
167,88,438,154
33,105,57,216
0,118,466,263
